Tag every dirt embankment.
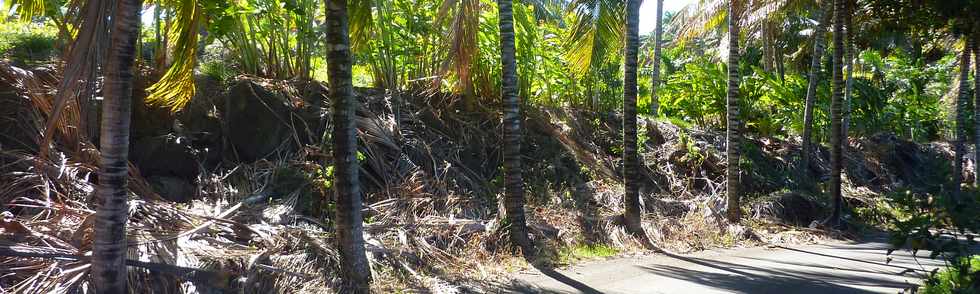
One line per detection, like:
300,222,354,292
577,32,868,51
0,62,959,292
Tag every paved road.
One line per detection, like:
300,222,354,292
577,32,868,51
508,238,949,293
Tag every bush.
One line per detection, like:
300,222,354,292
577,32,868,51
886,189,980,293
921,255,980,294
0,22,57,66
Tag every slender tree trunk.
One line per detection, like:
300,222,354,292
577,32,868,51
775,40,785,82
801,2,831,177
763,23,774,73
725,0,742,223
974,32,980,186
650,0,664,116
953,35,972,200
499,0,533,256
842,0,854,154
91,0,141,292
623,0,643,235
326,0,372,291
825,0,845,228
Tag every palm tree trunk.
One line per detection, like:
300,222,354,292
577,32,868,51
825,0,845,227
974,32,980,186
326,0,372,291
650,0,664,116
91,0,141,292
725,0,742,223
800,1,832,177
841,0,854,152
953,35,972,200
623,0,643,235
499,0,533,256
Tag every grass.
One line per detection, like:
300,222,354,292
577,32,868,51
556,243,620,265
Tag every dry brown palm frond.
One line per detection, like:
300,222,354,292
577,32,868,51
433,0,482,97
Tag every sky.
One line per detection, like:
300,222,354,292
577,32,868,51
639,0,698,34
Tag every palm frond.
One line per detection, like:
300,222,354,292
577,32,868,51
564,0,625,77
40,0,112,159
145,0,201,112
670,0,817,47
520,0,566,23
2,0,45,22
349,0,374,52
434,0,481,93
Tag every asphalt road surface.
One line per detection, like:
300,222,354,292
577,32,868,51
509,238,949,293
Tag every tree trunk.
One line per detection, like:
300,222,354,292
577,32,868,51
974,32,980,186
623,0,643,235
776,40,785,82
953,35,972,200
91,0,141,292
499,0,533,256
800,2,832,177
842,0,854,154
326,0,373,292
650,0,664,116
825,0,845,228
725,0,742,223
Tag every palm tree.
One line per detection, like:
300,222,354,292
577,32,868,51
953,34,972,198
800,0,831,176
91,0,142,292
725,0,743,223
841,0,854,154
499,0,534,256
650,0,664,116
824,0,845,228
975,32,980,186
623,0,643,236
326,0,372,291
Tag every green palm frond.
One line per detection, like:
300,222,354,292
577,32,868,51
2,0,45,22
520,0,566,23
349,0,374,52
565,0,625,77
670,0,817,47
145,0,201,112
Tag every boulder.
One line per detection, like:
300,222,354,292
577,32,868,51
175,76,225,167
751,191,824,226
147,176,196,203
131,134,199,179
223,80,321,162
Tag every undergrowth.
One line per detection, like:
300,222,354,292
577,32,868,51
0,22,57,66
921,255,980,294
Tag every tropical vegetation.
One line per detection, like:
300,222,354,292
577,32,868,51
0,0,978,293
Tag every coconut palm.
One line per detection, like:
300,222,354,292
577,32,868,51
824,0,845,228
91,0,142,292
499,0,534,256
326,0,373,291
953,35,972,197
975,32,980,186
650,0,665,116
725,0,743,223
800,1,831,176
623,0,643,236
841,0,854,155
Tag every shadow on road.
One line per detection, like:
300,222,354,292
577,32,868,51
642,251,917,294
502,264,603,294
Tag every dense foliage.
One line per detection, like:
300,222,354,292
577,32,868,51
2,0,979,292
